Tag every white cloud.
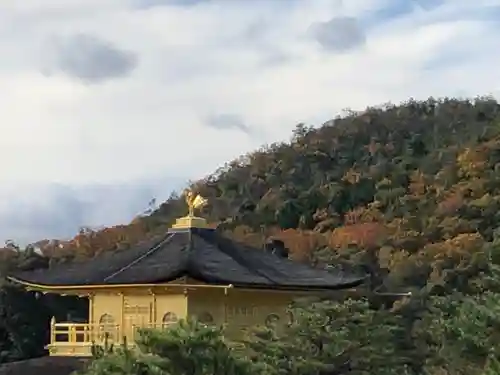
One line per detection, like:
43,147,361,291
0,0,499,243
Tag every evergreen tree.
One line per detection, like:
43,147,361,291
79,320,260,375
417,260,500,375
248,297,412,375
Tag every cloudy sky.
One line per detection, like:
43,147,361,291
0,0,499,244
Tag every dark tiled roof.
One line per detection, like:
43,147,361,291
10,228,366,290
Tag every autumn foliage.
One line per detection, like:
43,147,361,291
3,97,500,371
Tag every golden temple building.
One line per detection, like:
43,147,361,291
7,191,366,357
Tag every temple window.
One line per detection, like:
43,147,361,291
162,312,178,327
98,314,116,337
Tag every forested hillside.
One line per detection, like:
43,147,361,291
2,97,500,373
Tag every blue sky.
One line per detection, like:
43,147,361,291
0,0,500,245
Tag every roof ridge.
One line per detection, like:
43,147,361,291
103,232,176,283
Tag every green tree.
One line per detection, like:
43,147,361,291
248,298,412,375
80,320,260,375
416,267,500,375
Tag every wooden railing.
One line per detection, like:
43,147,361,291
49,318,175,345
50,321,121,345
47,319,245,356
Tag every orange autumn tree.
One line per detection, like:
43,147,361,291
328,202,387,251
46,221,150,262
424,232,486,288
435,191,464,216
457,146,488,179
328,222,388,251
227,225,326,262
271,228,327,261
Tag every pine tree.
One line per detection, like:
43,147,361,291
418,257,500,375
78,319,259,375
136,320,258,375
247,297,412,375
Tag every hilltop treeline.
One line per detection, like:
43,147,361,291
2,97,500,373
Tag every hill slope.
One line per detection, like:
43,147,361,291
24,97,500,286
2,96,500,362
147,96,500,291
